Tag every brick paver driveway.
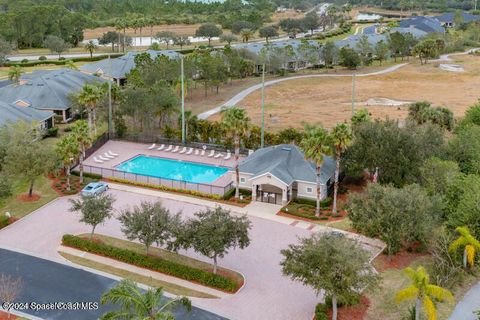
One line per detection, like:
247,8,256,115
0,189,319,320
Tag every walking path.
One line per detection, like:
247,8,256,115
197,63,409,119
448,282,480,320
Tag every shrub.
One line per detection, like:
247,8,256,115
45,127,58,137
63,126,72,132
315,303,328,320
0,216,9,229
71,171,102,180
107,177,222,200
38,56,47,61
62,234,239,292
58,57,66,61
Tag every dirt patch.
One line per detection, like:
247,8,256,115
224,55,480,130
373,250,427,272
439,64,465,72
270,9,305,24
16,193,40,202
84,24,204,40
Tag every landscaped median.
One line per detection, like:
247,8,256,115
61,234,243,293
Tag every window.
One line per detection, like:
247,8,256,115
240,177,246,184
306,187,313,193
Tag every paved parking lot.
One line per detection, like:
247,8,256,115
0,189,320,320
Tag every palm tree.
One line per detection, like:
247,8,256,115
100,279,191,320
449,226,480,269
300,125,332,216
8,66,23,84
84,40,97,58
76,83,105,137
222,106,250,200
65,60,78,70
240,28,253,43
115,18,128,52
396,266,453,320
71,120,92,184
56,134,79,191
330,123,352,215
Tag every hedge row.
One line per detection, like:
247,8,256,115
107,177,223,200
71,171,103,180
62,234,238,292
313,24,352,41
5,53,124,67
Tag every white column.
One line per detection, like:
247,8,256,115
282,188,288,205
252,184,257,202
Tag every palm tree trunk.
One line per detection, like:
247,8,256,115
66,165,71,191
463,248,468,268
235,136,240,199
332,152,340,214
332,294,338,320
87,110,93,136
316,165,321,217
93,108,97,137
213,255,218,274
415,299,421,320
79,153,84,184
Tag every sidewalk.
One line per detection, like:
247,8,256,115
109,183,385,255
58,245,231,298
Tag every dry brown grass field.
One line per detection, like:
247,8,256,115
217,55,480,131
84,24,203,39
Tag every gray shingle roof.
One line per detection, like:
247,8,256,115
239,144,335,185
0,100,54,126
233,39,320,59
335,33,388,49
80,50,182,79
390,26,429,38
434,12,480,24
0,68,106,111
399,16,445,34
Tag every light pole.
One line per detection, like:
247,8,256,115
108,55,113,137
181,55,185,144
351,71,356,116
261,63,266,148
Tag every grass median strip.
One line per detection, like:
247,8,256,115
59,252,217,299
62,234,243,293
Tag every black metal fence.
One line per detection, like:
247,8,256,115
114,133,251,156
82,164,233,196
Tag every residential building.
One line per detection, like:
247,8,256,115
398,16,445,34
434,12,480,27
236,144,335,205
0,68,107,122
80,50,182,85
0,100,54,129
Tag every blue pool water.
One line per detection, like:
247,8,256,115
116,155,228,184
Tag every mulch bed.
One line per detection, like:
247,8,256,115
16,193,40,202
326,295,371,320
373,249,427,272
0,310,17,320
51,176,83,196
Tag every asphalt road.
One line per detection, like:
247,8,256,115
0,248,227,320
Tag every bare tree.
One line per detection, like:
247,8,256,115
0,274,22,319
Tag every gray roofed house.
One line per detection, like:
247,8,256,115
0,68,107,122
434,12,480,27
398,16,445,34
0,100,54,129
237,144,335,205
389,26,429,38
335,33,388,50
80,50,182,84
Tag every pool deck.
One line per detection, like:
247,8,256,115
82,140,243,187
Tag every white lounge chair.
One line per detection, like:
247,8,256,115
171,146,179,153
186,148,193,155
99,155,109,161
224,151,231,160
194,149,200,155
94,156,103,163
104,152,115,159
108,150,118,157
164,145,173,152
214,152,223,159
200,150,205,156
179,147,187,154
207,150,215,157
157,144,165,151
148,143,156,150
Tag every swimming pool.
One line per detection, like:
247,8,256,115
116,155,229,184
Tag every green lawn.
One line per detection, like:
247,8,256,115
79,233,244,285
0,175,58,219
60,252,217,298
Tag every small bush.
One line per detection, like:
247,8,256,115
21,59,28,63
38,56,47,61
62,234,239,292
71,171,102,180
58,57,66,61
315,303,328,320
63,126,72,132
45,127,58,137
